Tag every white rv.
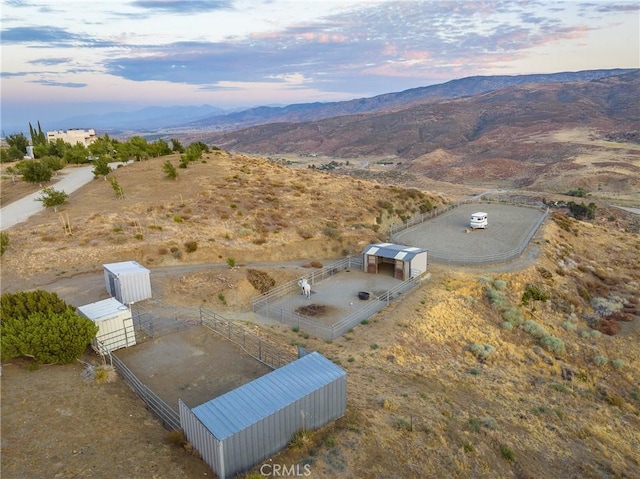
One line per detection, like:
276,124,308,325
470,212,488,229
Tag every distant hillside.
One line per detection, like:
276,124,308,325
191,68,636,131
51,104,226,132
210,71,639,157
208,71,640,194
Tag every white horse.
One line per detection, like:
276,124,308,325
298,278,311,298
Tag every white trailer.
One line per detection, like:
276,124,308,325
470,212,488,229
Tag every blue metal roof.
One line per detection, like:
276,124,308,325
192,352,346,440
363,242,427,261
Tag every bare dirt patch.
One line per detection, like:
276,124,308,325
295,303,329,317
114,326,273,409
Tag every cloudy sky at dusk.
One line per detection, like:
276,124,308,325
1,0,638,131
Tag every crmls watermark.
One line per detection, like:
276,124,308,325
259,463,312,477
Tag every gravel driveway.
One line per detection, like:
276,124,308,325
394,203,546,265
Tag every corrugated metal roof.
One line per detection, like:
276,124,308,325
363,243,427,261
103,260,150,276
192,352,346,440
77,297,131,321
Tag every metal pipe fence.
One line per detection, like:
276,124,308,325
199,307,297,369
254,273,423,341
251,256,363,312
107,350,181,431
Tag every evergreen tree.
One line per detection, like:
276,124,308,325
162,159,178,179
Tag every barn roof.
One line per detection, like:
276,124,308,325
103,260,150,276
363,242,427,261
191,352,346,440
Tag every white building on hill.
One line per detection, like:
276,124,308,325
46,128,97,146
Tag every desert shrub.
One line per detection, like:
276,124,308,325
289,430,314,449
521,320,549,339
561,321,577,331
593,319,620,336
184,241,198,253
0,231,9,255
246,269,276,294
134,233,144,240
158,247,168,255
590,330,602,339
296,225,315,239
469,343,496,361
83,364,117,384
594,356,608,367
501,321,514,330
480,416,498,430
522,284,548,305
502,307,523,326
612,359,625,369
540,336,565,355
173,215,183,223
165,429,187,447
310,260,323,268
492,279,507,290
486,289,506,308
501,446,515,462
322,226,340,239
226,257,236,268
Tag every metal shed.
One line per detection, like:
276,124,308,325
363,242,428,280
103,261,151,304
179,352,346,479
77,297,136,353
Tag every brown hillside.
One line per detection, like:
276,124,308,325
0,151,442,289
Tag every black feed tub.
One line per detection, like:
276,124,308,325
358,291,370,300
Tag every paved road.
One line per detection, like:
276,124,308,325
0,162,127,231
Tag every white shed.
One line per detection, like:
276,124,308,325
77,297,136,353
363,242,428,280
103,261,151,304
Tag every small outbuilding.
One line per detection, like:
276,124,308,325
179,351,346,479
363,242,428,280
103,260,151,304
77,297,136,353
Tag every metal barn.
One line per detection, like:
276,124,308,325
179,352,346,479
363,242,428,280
77,297,136,353
103,260,151,304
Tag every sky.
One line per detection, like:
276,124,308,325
1,0,639,131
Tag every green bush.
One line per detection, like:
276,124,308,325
1,290,70,320
540,335,566,355
501,446,515,462
561,321,577,331
501,321,514,330
1,291,97,364
522,284,549,305
521,320,549,339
